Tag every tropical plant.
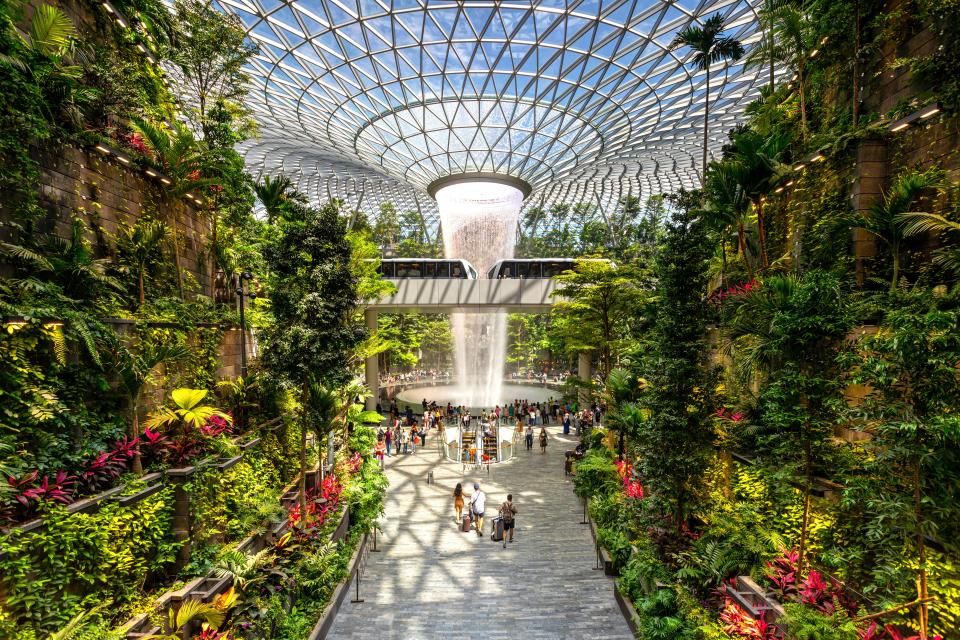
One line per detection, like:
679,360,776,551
900,206,960,275
842,292,960,639
726,270,852,579
638,191,716,530
744,2,818,139
0,4,95,127
114,219,169,305
128,117,212,296
46,604,121,640
143,599,226,640
254,174,293,222
550,258,649,380
671,13,745,185
855,170,944,293
704,160,753,278
113,341,190,473
720,128,792,268
144,388,232,437
0,217,123,307
259,196,366,518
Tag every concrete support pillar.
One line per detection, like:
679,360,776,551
578,352,592,410
365,308,379,412
851,138,889,286
167,466,196,571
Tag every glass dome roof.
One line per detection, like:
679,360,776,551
217,0,779,222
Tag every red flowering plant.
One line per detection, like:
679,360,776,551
615,459,645,500
708,279,760,306
288,475,346,536
765,548,799,600
719,599,781,639
200,414,232,438
125,131,150,156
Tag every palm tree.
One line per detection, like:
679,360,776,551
254,174,293,222
744,3,816,140
726,272,850,579
856,170,943,293
115,220,169,305
1,5,95,127
900,209,960,275
704,161,753,278
723,130,792,268
672,14,745,187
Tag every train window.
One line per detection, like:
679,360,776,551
380,261,395,277
436,262,450,278
396,261,422,277
423,262,437,278
543,261,568,277
451,262,465,278
528,262,542,278
516,262,530,278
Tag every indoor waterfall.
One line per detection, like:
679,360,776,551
435,180,523,408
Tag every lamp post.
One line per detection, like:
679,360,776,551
236,271,254,379
235,272,255,431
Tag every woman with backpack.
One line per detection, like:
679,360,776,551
498,494,517,547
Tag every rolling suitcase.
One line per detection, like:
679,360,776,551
461,513,472,532
490,516,504,542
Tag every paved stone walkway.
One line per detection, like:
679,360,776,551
328,425,633,640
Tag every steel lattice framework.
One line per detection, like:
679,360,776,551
217,0,778,224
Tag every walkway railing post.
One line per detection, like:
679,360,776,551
351,534,367,603
581,496,589,525
594,537,604,571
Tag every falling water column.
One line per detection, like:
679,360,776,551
434,180,524,408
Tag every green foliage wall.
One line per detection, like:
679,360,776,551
0,486,179,638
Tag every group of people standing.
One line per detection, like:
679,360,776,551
453,482,517,546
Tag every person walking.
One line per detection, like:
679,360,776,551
498,494,518,547
539,427,548,454
562,411,571,435
469,482,486,536
453,482,465,524
374,438,386,468
401,428,410,454
384,426,393,456
410,424,419,453
525,423,534,450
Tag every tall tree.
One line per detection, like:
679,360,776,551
671,14,745,186
637,190,714,528
550,259,649,381
744,3,817,139
727,270,852,578
843,292,960,639
260,197,366,517
169,0,258,143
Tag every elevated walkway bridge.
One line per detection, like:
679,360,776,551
370,277,558,313
362,277,589,412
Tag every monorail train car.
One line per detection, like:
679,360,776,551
376,258,478,279
487,258,613,279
